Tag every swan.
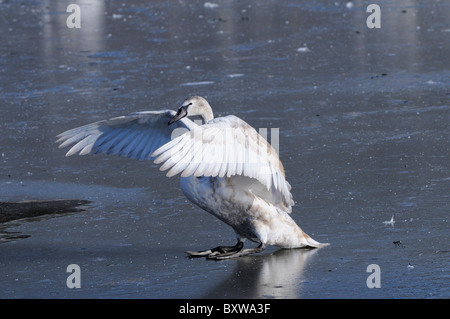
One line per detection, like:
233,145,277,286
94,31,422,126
56,96,328,259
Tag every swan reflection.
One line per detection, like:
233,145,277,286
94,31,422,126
204,247,320,298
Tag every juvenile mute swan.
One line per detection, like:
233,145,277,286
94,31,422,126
56,96,328,259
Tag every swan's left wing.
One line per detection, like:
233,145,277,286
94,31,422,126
56,110,197,160
151,115,294,209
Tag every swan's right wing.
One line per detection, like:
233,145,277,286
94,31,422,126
56,110,197,160
151,115,294,210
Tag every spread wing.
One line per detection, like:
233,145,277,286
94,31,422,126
56,110,197,160
151,115,294,210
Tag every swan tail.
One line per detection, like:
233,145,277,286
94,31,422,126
300,233,329,248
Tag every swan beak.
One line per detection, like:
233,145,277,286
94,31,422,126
168,106,187,125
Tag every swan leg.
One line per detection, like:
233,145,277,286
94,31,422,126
185,240,244,258
207,243,266,260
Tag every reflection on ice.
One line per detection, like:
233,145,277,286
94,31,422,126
205,248,320,298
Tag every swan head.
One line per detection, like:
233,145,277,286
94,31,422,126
168,96,214,125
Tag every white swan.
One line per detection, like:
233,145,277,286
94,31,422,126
56,96,328,259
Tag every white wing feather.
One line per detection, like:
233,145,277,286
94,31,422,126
151,115,294,209
56,110,197,160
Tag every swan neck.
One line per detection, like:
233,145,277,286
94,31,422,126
202,107,214,123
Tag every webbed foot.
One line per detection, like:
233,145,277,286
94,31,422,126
185,241,266,260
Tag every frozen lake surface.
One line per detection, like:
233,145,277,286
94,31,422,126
0,0,449,298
